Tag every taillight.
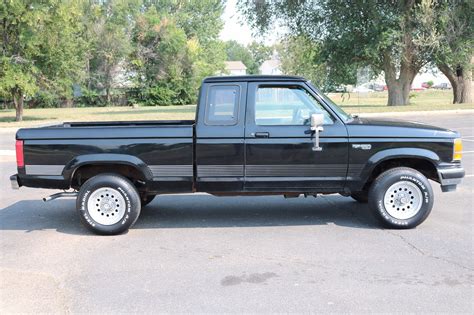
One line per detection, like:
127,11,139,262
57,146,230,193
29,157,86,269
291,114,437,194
16,140,24,167
453,138,462,161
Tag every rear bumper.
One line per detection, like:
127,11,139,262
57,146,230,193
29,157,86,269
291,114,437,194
10,174,20,190
10,174,69,190
437,164,465,192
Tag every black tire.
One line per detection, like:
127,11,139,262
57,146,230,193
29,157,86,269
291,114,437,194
368,167,434,229
351,190,368,203
76,173,141,235
141,194,156,207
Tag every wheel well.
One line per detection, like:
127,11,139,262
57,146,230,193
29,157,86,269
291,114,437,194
362,158,438,191
71,164,147,190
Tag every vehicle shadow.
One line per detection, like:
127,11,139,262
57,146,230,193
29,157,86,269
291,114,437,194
0,194,380,235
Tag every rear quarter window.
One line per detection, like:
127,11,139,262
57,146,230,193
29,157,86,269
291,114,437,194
205,85,240,126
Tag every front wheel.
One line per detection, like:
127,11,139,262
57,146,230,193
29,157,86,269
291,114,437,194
76,174,141,235
368,167,434,229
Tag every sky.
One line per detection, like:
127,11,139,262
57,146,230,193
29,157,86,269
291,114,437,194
219,0,281,46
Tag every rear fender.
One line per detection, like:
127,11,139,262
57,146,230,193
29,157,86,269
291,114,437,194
64,154,153,184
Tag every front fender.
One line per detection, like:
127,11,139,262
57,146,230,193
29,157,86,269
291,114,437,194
63,154,153,183
359,148,440,184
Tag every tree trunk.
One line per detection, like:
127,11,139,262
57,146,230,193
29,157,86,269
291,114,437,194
12,90,24,122
383,51,418,106
386,80,413,106
65,98,73,108
438,63,473,104
461,75,472,103
106,86,111,104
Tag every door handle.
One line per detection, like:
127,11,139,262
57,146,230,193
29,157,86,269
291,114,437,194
253,132,270,138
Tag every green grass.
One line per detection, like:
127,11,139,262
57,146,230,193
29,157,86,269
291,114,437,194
328,90,473,114
0,90,472,128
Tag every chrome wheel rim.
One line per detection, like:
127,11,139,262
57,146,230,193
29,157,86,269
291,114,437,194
384,181,423,220
87,187,126,225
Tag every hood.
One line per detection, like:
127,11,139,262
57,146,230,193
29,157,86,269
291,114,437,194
346,117,459,138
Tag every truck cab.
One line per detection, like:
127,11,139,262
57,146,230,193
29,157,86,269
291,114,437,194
195,75,349,193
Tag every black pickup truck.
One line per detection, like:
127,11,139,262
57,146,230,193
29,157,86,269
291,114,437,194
11,75,464,234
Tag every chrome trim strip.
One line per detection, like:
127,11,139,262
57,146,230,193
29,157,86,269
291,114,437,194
198,165,244,177
149,165,193,177
246,164,346,177
25,165,64,176
245,176,346,181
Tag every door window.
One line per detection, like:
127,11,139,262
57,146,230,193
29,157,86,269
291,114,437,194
205,85,240,125
255,86,333,126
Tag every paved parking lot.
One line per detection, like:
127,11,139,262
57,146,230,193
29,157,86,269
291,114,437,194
0,111,473,313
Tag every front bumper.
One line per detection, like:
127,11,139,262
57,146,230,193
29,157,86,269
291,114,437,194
10,174,20,190
437,164,465,192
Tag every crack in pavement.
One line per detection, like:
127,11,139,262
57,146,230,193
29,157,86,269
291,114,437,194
384,230,474,272
320,196,473,273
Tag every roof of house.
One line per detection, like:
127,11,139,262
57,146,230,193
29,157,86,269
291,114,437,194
203,75,306,83
224,61,247,70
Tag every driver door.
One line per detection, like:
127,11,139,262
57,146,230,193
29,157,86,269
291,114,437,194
244,81,349,192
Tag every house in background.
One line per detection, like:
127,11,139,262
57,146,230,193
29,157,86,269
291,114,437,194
224,61,247,75
260,59,282,75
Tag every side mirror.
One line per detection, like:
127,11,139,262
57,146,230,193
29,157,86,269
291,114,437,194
311,113,324,130
310,113,324,151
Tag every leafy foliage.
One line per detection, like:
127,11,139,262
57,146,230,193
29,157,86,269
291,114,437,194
0,0,86,119
276,35,356,91
0,0,226,117
428,1,473,103
130,1,226,105
237,0,456,105
225,40,272,74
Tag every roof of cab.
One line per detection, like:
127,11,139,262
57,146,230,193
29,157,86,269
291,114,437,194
203,75,306,83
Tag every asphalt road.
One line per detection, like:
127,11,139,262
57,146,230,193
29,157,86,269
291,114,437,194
1,111,473,313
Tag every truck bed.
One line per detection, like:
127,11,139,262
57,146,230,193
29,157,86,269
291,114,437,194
15,119,195,192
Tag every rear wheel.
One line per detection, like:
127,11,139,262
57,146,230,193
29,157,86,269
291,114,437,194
76,174,141,235
368,167,433,229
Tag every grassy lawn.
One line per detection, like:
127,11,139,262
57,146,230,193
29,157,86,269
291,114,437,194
0,90,472,128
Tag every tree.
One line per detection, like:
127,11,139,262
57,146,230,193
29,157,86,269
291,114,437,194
131,10,189,105
432,1,473,104
225,40,272,74
277,35,328,89
225,40,253,72
247,42,272,74
83,1,137,104
238,0,439,106
0,0,86,120
131,1,226,105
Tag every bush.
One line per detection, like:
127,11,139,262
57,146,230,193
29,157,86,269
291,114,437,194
28,91,61,108
75,89,107,107
129,84,193,106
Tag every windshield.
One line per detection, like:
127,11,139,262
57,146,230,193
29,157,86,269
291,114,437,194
306,82,352,122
